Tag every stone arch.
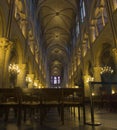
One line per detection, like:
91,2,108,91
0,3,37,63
98,43,115,94
99,43,115,67
94,42,115,69
99,43,115,81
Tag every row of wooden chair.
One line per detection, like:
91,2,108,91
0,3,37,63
93,94,117,111
0,87,85,125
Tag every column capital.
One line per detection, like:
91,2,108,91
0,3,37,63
0,37,13,50
112,48,117,54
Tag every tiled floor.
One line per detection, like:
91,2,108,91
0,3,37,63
0,107,117,130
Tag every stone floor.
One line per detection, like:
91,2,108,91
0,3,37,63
0,107,117,130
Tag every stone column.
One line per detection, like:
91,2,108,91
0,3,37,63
27,74,34,88
90,26,95,43
93,66,102,95
71,75,74,88
17,64,26,88
112,48,117,82
113,48,117,71
64,63,69,88
0,38,13,88
83,74,90,97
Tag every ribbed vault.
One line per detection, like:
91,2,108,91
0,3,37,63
37,0,77,78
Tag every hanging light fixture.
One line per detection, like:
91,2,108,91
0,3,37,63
26,77,32,83
100,65,114,75
87,76,94,83
9,63,20,75
8,63,20,87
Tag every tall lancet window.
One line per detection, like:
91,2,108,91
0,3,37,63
80,0,86,22
51,76,61,85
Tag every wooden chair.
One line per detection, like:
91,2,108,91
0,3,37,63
0,87,21,125
39,88,61,125
20,88,40,123
61,88,85,124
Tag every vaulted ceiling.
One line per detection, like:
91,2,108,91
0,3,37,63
37,0,78,77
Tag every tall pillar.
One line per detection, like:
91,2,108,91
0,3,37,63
64,63,69,88
90,25,95,43
83,74,90,97
71,75,74,88
0,38,13,88
93,66,102,95
17,64,26,88
113,48,117,77
27,74,34,88
68,74,71,88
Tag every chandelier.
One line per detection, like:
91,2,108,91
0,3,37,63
9,63,20,75
87,76,94,83
100,66,114,75
26,77,32,83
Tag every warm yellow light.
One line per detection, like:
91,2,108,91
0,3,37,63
87,77,94,83
38,86,41,89
34,82,38,87
112,90,115,94
75,85,79,88
92,92,95,96
9,63,20,75
100,66,114,75
38,83,42,89
26,77,32,83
